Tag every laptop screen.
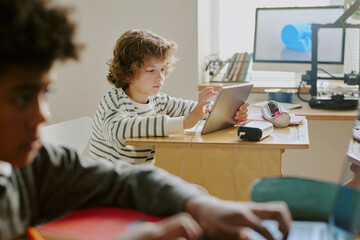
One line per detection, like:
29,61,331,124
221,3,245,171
345,110,360,170
332,102,360,235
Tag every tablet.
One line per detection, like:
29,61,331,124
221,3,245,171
201,83,253,134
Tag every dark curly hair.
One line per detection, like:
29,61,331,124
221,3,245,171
0,0,81,74
107,29,177,89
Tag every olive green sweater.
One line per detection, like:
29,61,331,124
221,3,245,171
0,144,202,239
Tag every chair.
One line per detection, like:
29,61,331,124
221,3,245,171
250,177,360,232
41,116,93,155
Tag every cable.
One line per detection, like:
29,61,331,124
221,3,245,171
232,135,242,201
297,79,309,102
337,3,359,73
181,119,241,201
317,68,337,78
342,22,359,73
180,120,203,178
298,66,343,103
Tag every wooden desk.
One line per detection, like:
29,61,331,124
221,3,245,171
126,122,309,201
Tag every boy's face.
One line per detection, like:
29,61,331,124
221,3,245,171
127,56,167,103
0,67,50,167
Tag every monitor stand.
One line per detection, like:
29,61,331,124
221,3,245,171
308,95,358,110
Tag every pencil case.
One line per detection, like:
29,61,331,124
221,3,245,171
261,100,290,128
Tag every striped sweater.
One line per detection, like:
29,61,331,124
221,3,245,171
89,88,197,164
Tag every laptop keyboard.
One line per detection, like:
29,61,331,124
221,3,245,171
288,223,315,239
248,220,355,240
247,220,328,240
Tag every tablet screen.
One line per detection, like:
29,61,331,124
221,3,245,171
201,83,253,134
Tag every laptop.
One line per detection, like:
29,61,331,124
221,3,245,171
346,117,360,168
247,106,360,239
185,83,253,134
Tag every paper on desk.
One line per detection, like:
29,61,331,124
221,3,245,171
184,120,205,134
248,112,305,126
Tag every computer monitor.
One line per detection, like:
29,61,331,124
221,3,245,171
252,6,345,74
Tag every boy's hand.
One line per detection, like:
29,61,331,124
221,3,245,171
185,196,291,240
183,87,217,129
115,212,202,240
234,102,249,126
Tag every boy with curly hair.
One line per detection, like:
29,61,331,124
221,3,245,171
90,30,249,163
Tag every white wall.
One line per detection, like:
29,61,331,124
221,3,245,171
49,0,356,184
50,0,213,124
198,0,216,83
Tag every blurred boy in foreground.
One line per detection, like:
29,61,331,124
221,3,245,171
0,0,291,239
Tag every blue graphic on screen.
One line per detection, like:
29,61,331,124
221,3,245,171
281,22,318,52
253,7,344,67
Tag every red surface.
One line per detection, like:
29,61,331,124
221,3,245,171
36,207,163,240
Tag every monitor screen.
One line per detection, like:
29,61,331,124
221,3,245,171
252,6,345,74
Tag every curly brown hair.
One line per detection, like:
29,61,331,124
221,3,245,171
0,0,81,74
107,30,177,89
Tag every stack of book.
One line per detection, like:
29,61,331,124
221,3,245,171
209,52,252,83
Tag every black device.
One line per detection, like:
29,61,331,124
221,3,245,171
238,121,274,141
308,95,358,109
344,71,360,86
302,0,360,110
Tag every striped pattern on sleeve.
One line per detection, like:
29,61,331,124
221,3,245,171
89,88,197,164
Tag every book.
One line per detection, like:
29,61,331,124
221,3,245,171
233,52,246,81
226,53,239,82
238,53,252,82
230,52,243,81
221,53,237,82
35,207,163,240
